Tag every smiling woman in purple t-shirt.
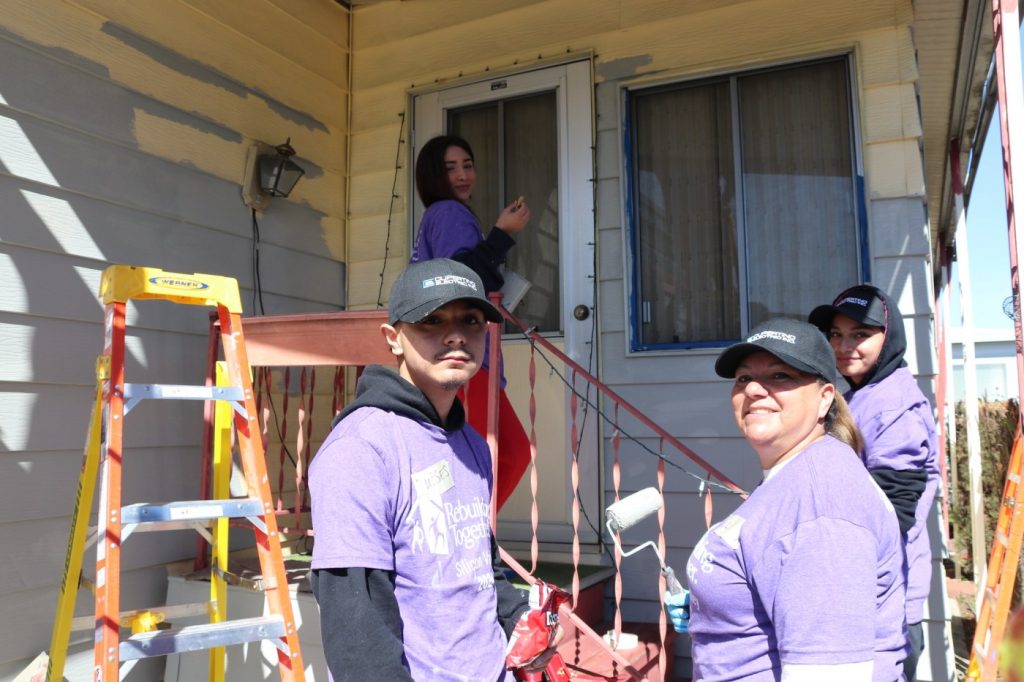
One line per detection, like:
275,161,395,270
668,318,907,682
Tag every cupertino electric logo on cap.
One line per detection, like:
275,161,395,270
747,330,796,344
422,275,478,290
839,296,869,307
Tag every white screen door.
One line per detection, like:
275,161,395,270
413,61,599,549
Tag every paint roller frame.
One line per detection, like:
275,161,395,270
605,487,684,594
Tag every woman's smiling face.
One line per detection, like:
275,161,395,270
827,313,885,386
444,145,476,204
730,351,834,469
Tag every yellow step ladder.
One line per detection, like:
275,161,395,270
46,265,305,682
967,432,1024,680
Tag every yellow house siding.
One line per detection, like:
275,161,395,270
858,25,919,86
181,0,348,86
867,139,928,199
71,0,346,129
346,0,920,307
0,0,348,674
1,0,347,189
863,83,923,142
267,0,350,49
348,257,408,312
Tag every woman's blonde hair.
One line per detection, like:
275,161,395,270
819,379,864,454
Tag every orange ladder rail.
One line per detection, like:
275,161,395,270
46,265,305,682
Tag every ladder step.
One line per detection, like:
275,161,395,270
122,383,244,402
118,615,286,661
121,499,265,524
122,383,245,415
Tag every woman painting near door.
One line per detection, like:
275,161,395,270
411,134,532,510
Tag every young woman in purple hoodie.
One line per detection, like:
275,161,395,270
810,285,941,682
411,135,532,510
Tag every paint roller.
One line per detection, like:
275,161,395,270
605,487,684,595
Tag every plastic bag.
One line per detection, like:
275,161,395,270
505,579,571,670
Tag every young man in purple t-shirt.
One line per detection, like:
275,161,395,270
309,259,535,681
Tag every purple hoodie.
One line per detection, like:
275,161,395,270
812,285,940,627
847,366,940,625
412,200,485,263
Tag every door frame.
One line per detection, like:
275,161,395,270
410,60,601,549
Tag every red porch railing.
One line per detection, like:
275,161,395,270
195,306,747,680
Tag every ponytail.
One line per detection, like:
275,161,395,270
822,388,864,455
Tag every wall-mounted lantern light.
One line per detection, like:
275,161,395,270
242,138,306,210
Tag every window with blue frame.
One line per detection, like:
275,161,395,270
627,56,864,351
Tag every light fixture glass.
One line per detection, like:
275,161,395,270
258,138,305,198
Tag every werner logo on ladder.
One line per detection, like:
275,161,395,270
45,265,305,682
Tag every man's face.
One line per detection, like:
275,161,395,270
384,300,487,394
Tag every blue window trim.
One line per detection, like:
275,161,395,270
623,55,870,354
856,173,871,283
623,93,641,352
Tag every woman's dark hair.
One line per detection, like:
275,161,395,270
415,135,474,207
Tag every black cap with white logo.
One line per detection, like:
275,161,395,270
715,317,848,391
388,258,503,325
808,284,888,331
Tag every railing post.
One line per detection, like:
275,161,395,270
487,292,503,531
657,438,668,677
528,341,540,574
612,406,623,645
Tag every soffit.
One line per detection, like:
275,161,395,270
914,0,993,267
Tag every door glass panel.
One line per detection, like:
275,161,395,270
450,91,560,333
450,104,499,234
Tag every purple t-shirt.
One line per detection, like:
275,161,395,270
686,436,906,681
412,199,483,263
310,405,513,682
847,366,940,625
412,199,502,380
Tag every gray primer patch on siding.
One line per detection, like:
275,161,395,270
0,28,238,146
102,22,328,133
596,55,653,81
136,100,241,143
296,157,324,180
0,25,110,78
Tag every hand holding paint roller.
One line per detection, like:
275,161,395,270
605,487,690,636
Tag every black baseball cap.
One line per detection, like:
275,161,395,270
388,258,502,325
808,285,888,331
715,317,849,391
